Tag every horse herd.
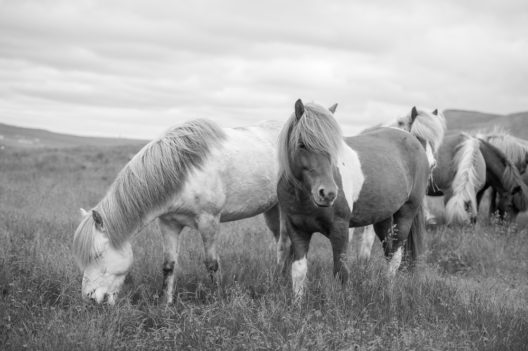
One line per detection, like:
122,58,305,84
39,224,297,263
72,100,528,304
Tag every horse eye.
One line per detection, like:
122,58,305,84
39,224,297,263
398,121,404,127
299,143,306,149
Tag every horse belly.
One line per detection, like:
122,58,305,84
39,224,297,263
349,167,412,226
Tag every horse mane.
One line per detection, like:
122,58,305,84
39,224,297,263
411,109,446,153
278,102,343,188
445,134,484,224
477,138,528,211
476,129,528,172
73,119,226,268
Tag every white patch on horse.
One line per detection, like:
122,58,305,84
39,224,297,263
387,247,403,278
337,141,364,213
358,225,376,260
292,256,307,298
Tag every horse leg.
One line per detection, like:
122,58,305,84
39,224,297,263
158,217,184,305
287,221,312,299
423,196,437,226
353,225,376,262
373,216,405,279
196,213,222,285
275,207,292,274
488,188,498,218
389,203,420,277
329,220,350,285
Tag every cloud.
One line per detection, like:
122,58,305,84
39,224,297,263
0,0,527,138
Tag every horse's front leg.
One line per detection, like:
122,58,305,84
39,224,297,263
158,217,184,305
196,213,222,285
329,220,350,285
286,219,312,300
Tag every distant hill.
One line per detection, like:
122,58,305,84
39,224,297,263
444,110,528,139
0,123,147,149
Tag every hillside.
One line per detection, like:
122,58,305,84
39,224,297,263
0,122,146,149
444,110,528,138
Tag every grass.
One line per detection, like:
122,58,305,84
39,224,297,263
1,145,528,350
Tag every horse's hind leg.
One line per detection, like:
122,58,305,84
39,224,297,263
196,213,222,284
389,203,420,277
273,206,292,273
373,217,404,278
158,217,184,305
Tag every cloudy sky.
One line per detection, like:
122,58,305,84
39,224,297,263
1,0,527,139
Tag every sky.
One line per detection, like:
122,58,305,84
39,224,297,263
1,0,527,139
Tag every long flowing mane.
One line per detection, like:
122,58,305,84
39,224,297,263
409,109,446,153
73,119,226,267
476,129,528,172
445,133,484,224
278,103,343,188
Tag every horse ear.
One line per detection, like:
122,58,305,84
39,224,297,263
411,106,418,123
80,208,89,217
432,109,438,116
294,99,305,121
328,103,338,114
92,210,104,230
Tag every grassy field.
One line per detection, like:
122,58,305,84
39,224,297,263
1,144,528,350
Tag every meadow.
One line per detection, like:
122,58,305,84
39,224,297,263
1,143,528,350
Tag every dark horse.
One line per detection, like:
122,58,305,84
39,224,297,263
276,99,429,297
428,131,527,225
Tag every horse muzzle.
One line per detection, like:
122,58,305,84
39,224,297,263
313,187,337,207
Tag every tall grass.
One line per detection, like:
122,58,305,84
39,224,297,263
1,145,528,350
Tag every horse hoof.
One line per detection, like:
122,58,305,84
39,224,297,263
204,259,219,273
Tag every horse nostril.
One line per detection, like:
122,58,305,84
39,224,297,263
327,191,336,201
319,188,325,198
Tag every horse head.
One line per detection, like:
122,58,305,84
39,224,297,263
73,208,133,304
279,99,342,207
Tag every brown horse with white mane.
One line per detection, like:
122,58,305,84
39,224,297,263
276,99,429,297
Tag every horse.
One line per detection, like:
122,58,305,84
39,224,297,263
276,99,429,297
427,132,528,225
73,119,284,304
495,171,528,222
351,106,447,261
477,130,528,173
476,130,528,220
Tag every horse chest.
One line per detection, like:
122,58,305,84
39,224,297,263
289,211,334,235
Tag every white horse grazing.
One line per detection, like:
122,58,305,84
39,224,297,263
73,119,282,304
350,107,447,261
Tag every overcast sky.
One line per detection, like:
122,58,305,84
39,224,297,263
1,0,527,139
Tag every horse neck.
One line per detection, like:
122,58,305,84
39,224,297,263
98,185,166,247
478,141,513,192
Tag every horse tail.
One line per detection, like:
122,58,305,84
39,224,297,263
445,136,482,225
405,202,425,265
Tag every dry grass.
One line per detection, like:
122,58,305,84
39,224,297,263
1,145,528,350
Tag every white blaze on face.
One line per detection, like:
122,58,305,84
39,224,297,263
291,256,307,298
337,142,364,213
387,247,403,278
81,229,133,304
